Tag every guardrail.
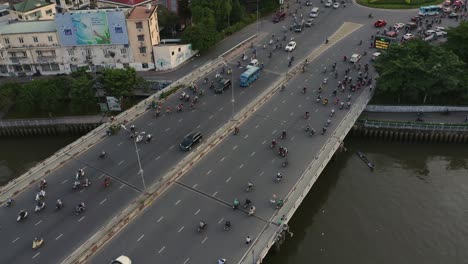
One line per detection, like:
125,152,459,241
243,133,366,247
0,116,105,128
357,119,468,132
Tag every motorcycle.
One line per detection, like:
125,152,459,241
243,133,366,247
35,190,46,202
75,205,86,216
243,199,252,209
197,221,207,232
32,238,44,249
275,173,283,182
276,200,284,209
35,202,45,212
99,151,107,159
17,211,28,222
224,221,231,231
6,198,13,207
56,200,63,210
104,177,111,188
246,183,254,192
136,134,143,144
72,180,81,190
232,199,240,210
309,129,316,137
248,206,256,216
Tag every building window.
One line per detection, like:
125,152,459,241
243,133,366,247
18,15,22,19
120,48,127,54
45,9,53,15
33,36,38,43
21,51,27,57
142,63,148,68
0,65,7,73
139,47,146,54
48,36,53,42
50,50,56,56
171,51,175,56
136,22,143,29
9,52,16,57
37,51,43,56
19,37,24,43
86,49,92,56
137,35,145,41
4,38,9,44
23,65,32,72
68,50,75,56
178,48,181,52
103,49,108,56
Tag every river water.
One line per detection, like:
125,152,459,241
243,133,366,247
1,137,467,263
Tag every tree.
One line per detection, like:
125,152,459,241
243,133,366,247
69,76,96,113
182,6,219,51
374,39,466,105
444,21,468,64
157,5,179,36
230,0,244,24
100,68,139,99
0,83,17,111
177,0,191,25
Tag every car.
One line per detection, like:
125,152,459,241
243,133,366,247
410,15,424,22
435,26,446,31
406,22,417,30
285,41,297,51
372,52,381,61
111,256,132,264
310,7,319,18
179,131,203,151
374,20,387,27
448,12,459,18
246,59,259,69
403,33,415,40
424,34,435,42
293,24,303,32
272,11,286,23
305,18,314,27
325,0,332,7
385,31,397,37
425,29,436,36
349,53,361,63
333,2,340,8
394,23,405,30
435,30,447,37
214,79,231,93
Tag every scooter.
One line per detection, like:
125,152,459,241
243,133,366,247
197,222,206,232
35,202,45,212
72,180,81,190
32,238,44,249
17,211,28,222
136,135,143,144
248,206,256,216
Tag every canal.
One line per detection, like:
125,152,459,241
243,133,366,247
1,137,467,263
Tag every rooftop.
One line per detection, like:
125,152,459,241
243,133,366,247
98,0,151,7
127,5,155,19
12,0,54,13
0,20,55,34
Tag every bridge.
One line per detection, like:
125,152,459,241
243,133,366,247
0,2,389,263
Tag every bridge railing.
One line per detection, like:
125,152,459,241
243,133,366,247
357,119,468,132
0,116,105,128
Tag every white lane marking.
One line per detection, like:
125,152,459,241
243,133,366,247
137,234,145,242
175,200,181,206
81,166,87,170
206,170,212,175
220,157,225,162
233,145,237,150
99,198,107,205
35,220,42,226
119,184,125,189
255,124,259,129
291,136,295,141
32,253,40,259
262,140,266,145
61,179,68,184
157,216,164,222
218,218,224,224
251,152,256,157
148,122,153,126
273,107,277,112
98,174,104,179
155,155,161,161
209,115,214,119
80,188,85,193
244,134,249,139
290,112,294,116
201,237,208,244
193,184,198,188
315,108,319,112
78,216,85,222
118,160,125,166
165,128,170,132
169,145,175,150
226,177,231,183
55,234,63,240
194,209,200,215
282,100,286,104
219,107,224,111
117,142,124,146
178,226,184,233
213,191,218,197
158,246,166,254
239,164,244,169
272,130,277,135
196,124,201,129
260,171,265,177
178,118,183,123
12,237,20,243
298,104,302,108
184,258,190,264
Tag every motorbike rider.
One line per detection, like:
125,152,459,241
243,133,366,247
18,210,27,219
76,202,86,213
146,134,153,143
218,258,227,264
326,119,331,126
233,198,240,209
130,125,136,132
331,109,335,116
56,199,63,209
276,199,284,209
276,172,283,181
224,220,231,230
249,206,256,215
322,127,327,135
104,177,111,187
271,139,277,148
234,126,240,135
247,182,254,191
305,124,311,132
199,220,207,229
304,111,310,119
244,198,252,208
302,86,307,94
281,130,287,139
99,151,107,158
7,198,14,207
39,179,47,189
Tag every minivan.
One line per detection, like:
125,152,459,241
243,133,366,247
310,7,319,18
214,79,231,93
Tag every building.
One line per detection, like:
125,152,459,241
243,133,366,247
0,20,63,76
153,40,193,71
54,0,90,12
125,4,159,70
96,0,151,9
9,0,56,21
0,3,12,22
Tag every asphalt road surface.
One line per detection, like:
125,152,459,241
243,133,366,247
0,1,462,263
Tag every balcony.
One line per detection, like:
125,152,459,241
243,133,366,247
10,57,30,64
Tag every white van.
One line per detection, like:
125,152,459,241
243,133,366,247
310,7,319,18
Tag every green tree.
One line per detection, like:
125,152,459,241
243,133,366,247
100,68,139,99
230,0,244,24
374,39,466,105
69,76,96,113
182,6,219,51
444,21,468,64
157,5,179,35
177,0,191,25
16,83,36,113
0,83,17,111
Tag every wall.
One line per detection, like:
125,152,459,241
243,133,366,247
153,43,194,71
56,0,90,11
10,4,56,21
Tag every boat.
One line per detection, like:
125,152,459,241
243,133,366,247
356,151,375,170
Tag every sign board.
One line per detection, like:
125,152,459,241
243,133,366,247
106,96,121,111
55,10,129,46
374,35,393,50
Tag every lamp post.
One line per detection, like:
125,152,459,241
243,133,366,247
220,58,235,120
121,124,147,192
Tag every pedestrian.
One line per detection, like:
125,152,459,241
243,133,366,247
245,236,252,244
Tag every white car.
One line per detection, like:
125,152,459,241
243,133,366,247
372,52,381,61
247,59,259,69
425,30,436,36
435,26,446,32
394,23,405,30
435,30,447,37
285,41,297,51
349,53,361,63
111,256,132,264
403,33,414,40
325,0,332,7
333,2,340,8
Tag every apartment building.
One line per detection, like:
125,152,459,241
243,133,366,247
9,0,56,21
54,0,90,12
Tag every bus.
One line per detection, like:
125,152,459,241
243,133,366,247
418,5,441,16
240,66,260,87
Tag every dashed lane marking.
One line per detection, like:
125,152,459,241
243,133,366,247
290,112,294,116
119,184,125,189
226,177,231,183
244,134,249,139
255,124,259,129
178,118,183,123
260,171,265,177
196,124,201,129
78,216,85,222
233,145,237,150
137,234,145,242
175,200,181,206
169,145,175,150
178,226,184,233
118,160,125,166
251,152,255,157
273,107,277,112
117,142,124,146
98,174,105,179
165,128,171,132
158,246,165,254
209,115,214,119
272,130,277,135
61,179,68,184
155,156,161,161
184,258,190,264
262,140,266,145
218,218,224,224
219,107,224,111
99,198,107,205
157,216,164,222
239,164,244,169
194,209,200,215
35,220,42,226
201,237,208,244
220,157,225,162
55,234,63,240
212,191,218,197
206,170,212,175
12,237,19,243
193,184,198,188
32,253,40,259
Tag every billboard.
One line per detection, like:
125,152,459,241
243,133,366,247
374,35,393,50
55,11,128,46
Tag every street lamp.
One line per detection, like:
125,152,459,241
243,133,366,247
220,58,235,120
120,124,147,192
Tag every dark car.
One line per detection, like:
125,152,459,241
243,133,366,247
179,132,202,151
411,15,424,22
406,22,417,30
272,11,286,23
214,79,231,93
293,24,303,32
305,0,312,5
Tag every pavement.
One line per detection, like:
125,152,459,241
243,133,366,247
1,1,466,264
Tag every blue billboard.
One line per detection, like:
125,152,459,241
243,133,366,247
55,10,128,46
